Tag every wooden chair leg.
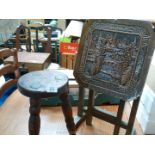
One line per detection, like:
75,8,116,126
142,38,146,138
60,92,76,135
113,100,126,135
55,42,58,63
77,85,85,117
29,98,41,135
126,97,140,135
86,89,95,126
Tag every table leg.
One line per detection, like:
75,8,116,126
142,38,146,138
77,85,85,117
113,100,126,135
60,92,76,135
126,97,140,135
86,89,95,125
29,98,41,135
42,42,51,53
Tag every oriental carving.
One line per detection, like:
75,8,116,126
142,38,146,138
74,20,155,100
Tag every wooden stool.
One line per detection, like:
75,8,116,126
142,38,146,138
17,70,76,135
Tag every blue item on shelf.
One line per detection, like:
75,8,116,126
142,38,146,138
0,85,17,106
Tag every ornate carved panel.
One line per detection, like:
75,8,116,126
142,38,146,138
74,20,155,100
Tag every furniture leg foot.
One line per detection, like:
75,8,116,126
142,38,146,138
126,97,140,135
113,100,125,135
60,92,76,135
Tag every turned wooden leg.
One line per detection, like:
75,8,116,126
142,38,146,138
86,89,95,125
29,98,41,135
126,97,140,135
113,100,126,135
60,92,76,135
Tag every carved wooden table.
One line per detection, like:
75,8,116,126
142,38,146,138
17,70,76,135
73,19,155,134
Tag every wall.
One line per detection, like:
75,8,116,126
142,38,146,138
57,19,66,30
146,53,155,92
136,51,155,134
0,19,25,42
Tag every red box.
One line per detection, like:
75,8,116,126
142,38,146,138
60,42,79,54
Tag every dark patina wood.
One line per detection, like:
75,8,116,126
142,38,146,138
86,89,95,125
60,92,76,134
113,100,126,135
34,26,52,53
29,98,41,135
15,24,32,52
126,97,140,135
77,85,85,117
0,48,20,97
17,70,76,135
74,19,155,134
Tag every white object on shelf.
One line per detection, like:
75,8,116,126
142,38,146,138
136,50,155,134
137,84,155,134
63,20,84,38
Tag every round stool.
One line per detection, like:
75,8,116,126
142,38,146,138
17,70,76,135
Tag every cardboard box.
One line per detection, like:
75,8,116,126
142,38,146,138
60,42,79,54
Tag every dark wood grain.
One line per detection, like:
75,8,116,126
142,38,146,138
77,85,85,117
86,89,95,125
113,100,126,135
29,98,41,135
126,97,140,135
0,79,17,95
74,19,155,100
0,64,17,77
34,26,52,53
15,24,31,52
18,70,68,98
60,92,76,135
0,48,15,57
73,19,155,135
0,48,20,97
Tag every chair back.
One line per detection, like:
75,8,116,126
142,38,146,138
46,26,62,34
34,26,52,53
0,48,20,97
16,24,31,51
74,19,155,100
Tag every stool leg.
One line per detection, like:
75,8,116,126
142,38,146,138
86,89,95,126
29,98,41,135
126,97,140,135
113,100,126,135
60,92,76,135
